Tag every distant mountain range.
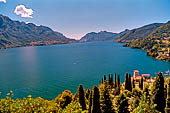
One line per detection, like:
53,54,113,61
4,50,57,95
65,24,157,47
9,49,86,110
0,14,169,49
115,23,163,43
0,15,76,49
80,23,163,43
80,31,118,42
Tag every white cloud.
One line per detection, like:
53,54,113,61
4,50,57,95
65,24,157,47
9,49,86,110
14,5,33,18
0,0,6,3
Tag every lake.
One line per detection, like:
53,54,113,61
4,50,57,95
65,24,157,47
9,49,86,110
0,42,170,100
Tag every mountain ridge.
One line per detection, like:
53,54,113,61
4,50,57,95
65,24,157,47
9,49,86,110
0,14,77,49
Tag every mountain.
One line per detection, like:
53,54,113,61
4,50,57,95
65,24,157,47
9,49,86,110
125,21,170,61
115,23,163,43
80,31,118,42
0,15,76,49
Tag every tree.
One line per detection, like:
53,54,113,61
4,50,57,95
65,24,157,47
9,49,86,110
100,82,114,113
151,72,166,113
128,74,132,91
78,85,86,110
132,79,135,88
114,73,117,88
88,91,92,113
116,74,121,95
165,79,170,113
108,74,111,85
104,75,106,82
116,93,129,113
140,77,143,90
125,73,129,90
117,74,120,88
91,86,101,113
101,77,104,84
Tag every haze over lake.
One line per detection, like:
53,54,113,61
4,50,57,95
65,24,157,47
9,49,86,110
0,42,170,100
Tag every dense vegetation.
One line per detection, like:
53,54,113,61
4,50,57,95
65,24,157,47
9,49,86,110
124,21,170,61
0,15,76,49
0,72,170,113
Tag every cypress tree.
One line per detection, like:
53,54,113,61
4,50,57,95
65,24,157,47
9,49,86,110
100,82,114,113
111,74,113,88
165,80,170,113
117,74,120,88
151,72,166,113
139,81,141,89
132,78,135,88
101,77,103,84
104,75,106,82
91,86,101,113
108,74,111,85
78,84,86,110
140,77,143,90
125,72,129,90
86,88,91,100
128,74,132,91
88,90,92,113
114,73,117,88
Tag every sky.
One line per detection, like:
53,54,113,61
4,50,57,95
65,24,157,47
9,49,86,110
0,0,170,39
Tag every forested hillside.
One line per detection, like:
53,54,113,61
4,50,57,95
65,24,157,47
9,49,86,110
125,21,170,61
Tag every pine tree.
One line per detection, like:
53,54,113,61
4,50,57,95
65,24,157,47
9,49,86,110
128,74,132,91
125,72,129,90
78,84,86,110
151,72,166,113
114,73,117,88
91,86,101,113
132,78,135,88
100,82,114,113
165,80,170,113
88,90,92,113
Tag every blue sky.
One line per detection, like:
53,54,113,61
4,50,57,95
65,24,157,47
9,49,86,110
0,0,170,39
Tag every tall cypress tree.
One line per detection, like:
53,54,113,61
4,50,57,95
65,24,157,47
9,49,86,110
104,75,106,82
117,74,120,88
125,72,129,90
140,77,143,90
88,90,92,113
100,82,114,113
128,74,132,91
108,74,111,85
78,84,86,110
132,78,135,88
165,80,170,113
101,77,104,84
114,73,117,88
92,86,101,113
111,74,113,88
151,72,166,113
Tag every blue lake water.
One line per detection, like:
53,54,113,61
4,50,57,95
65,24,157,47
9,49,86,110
0,42,170,100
